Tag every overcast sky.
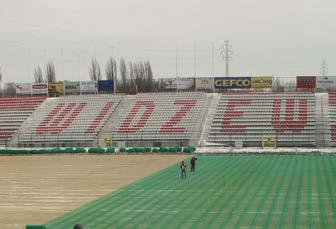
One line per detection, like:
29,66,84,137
0,0,335,84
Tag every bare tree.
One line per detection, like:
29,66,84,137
0,67,2,95
105,57,117,82
133,62,140,93
138,62,146,92
46,61,56,82
3,82,16,96
128,61,136,94
89,57,101,82
115,59,154,93
33,65,44,83
119,58,128,93
133,61,152,93
275,78,284,91
145,61,154,92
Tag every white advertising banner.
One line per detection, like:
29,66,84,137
196,77,213,90
32,83,48,95
81,81,97,94
15,83,32,95
177,78,195,90
159,78,177,90
316,76,336,89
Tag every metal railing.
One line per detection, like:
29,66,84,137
7,128,334,149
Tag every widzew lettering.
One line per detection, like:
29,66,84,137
272,98,308,133
160,100,197,133
221,99,252,133
36,103,87,135
85,102,114,133
117,101,154,133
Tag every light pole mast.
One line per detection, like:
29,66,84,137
321,60,328,77
175,44,178,92
220,40,233,77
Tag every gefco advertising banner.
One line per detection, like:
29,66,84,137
214,77,251,90
177,78,195,90
316,76,336,90
32,83,48,95
16,83,32,95
159,78,177,90
296,76,316,89
196,77,214,91
65,81,80,95
98,80,114,93
81,81,97,94
251,76,273,89
48,82,64,96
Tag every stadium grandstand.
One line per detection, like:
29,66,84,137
0,96,46,147
0,89,333,149
101,92,209,147
329,92,336,146
206,92,316,147
12,94,123,147
0,76,335,148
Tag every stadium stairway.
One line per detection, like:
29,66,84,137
315,93,330,147
199,93,221,146
189,93,213,146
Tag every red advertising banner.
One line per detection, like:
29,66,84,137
296,76,316,89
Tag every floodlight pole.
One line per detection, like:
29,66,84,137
220,40,233,77
225,41,229,77
194,42,197,78
176,44,178,93
211,41,215,93
321,60,328,77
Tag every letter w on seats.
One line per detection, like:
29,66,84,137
272,98,308,133
221,99,251,133
36,103,87,135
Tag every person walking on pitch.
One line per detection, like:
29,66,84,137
180,161,187,179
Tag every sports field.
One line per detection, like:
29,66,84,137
0,154,187,229
46,155,336,228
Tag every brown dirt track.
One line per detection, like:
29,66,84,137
0,154,188,229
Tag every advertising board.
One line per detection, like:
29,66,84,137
214,77,251,89
98,80,114,93
65,81,80,95
16,83,32,95
251,76,273,89
81,81,97,94
32,83,48,95
48,82,64,96
296,76,316,89
195,77,213,91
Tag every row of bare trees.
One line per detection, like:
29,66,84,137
118,58,154,93
0,68,16,96
0,67,15,96
89,57,155,93
33,61,56,83
0,57,155,96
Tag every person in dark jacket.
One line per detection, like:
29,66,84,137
73,224,83,229
190,155,197,172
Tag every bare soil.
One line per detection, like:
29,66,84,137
0,154,188,229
